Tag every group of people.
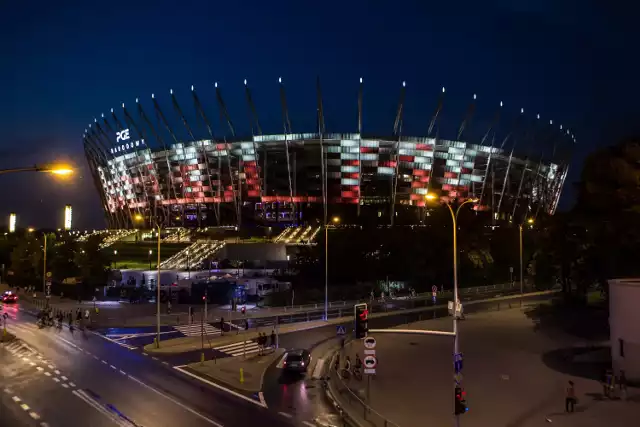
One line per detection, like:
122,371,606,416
602,369,628,400
37,307,89,330
256,331,277,355
334,353,363,380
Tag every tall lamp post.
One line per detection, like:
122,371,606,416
0,164,74,176
135,214,162,348
148,249,153,270
324,216,340,321
519,218,534,305
426,193,477,427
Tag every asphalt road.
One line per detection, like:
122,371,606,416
259,292,554,423
1,303,291,427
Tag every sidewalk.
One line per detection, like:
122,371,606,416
186,348,285,393
144,319,333,353
143,290,557,354
329,304,639,427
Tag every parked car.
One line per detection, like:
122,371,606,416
282,349,311,374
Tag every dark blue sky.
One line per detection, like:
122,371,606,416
1,0,637,229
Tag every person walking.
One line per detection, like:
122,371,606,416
270,330,276,349
619,370,628,400
565,381,577,413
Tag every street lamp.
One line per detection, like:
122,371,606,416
113,249,118,269
519,218,534,305
148,249,153,270
0,164,74,176
134,215,162,348
426,193,477,427
325,216,340,321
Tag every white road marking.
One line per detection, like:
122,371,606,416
44,372,51,377
173,366,267,409
278,412,293,418
47,365,54,369
302,421,315,427
73,389,130,427
162,361,169,366
258,392,266,406
69,382,76,387
29,412,41,420
152,357,158,360
20,403,30,411
22,357,30,362
12,396,21,402
93,355,99,360
142,352,148,356
3,388,11,394
127,374,225,426
62,383,69,388
40,423,50,427
53,378,60,383
54,370,60,375
101,360,108,364
36,367,44,372
275,353,287,369
61,376,68,381
119,370,126,375
30,362,36,366
311,358,325,379
110,365,117,370
89,330,137,350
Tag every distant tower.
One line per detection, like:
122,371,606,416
9,213,16,233
64,205,73,230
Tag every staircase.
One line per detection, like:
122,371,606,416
160,240,225,270
99,229,138,248
163,227,192,242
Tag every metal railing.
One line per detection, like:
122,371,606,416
327,347,401,427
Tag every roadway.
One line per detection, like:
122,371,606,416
1,303,291,427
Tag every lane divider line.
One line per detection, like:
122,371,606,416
127,374,225,426
173,366,267,409
278,412,293,418
29,412,41,420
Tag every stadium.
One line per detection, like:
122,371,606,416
83,81,571,231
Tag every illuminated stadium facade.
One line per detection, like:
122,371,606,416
83,81,571,229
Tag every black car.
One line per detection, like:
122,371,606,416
2,291,18,303
282,349,311,374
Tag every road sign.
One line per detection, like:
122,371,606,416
454,372,463,384
364,368,376,375
364,355,377,370
336,325,346,336
432,285,438,293
454,353,463,373
363,336,376,349
46,272,52,278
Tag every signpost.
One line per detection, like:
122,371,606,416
336,325,346,336
432,285,438,304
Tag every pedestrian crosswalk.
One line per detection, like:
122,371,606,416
213,340,261,357
3,340,37,359
173,323,221,337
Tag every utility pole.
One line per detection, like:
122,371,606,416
42,233,47,294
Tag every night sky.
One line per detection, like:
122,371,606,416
1,0,637,229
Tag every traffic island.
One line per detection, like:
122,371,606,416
1,330,16,343
184,348,285,393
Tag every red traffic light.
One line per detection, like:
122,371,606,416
359,309,369,321
202,296,206,300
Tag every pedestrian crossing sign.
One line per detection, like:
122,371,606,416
336,325,346,335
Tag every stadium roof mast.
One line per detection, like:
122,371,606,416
117,103,152,222
191,85,221,224
152,90,189,226
428,86,445,137
423,86,447,202
278,77,296,225
316,77,328,225
83,132,121,228
84,124,121,229
511,111,540,221
497,106,526,216
390,81,406,226
170,87,214,228
95,115,138,227
215,82,241,228
457,93,477,201
356,77,364,217
244,80,264,198
477,101,503,216
137,95,181,226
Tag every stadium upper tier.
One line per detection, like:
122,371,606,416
83,84,570,229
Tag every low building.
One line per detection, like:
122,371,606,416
608,278,640,382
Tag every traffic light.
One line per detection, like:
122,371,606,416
454,386,468,415
354,303,369,339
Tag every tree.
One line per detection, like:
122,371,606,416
9,233,43,288
76,234,111,287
